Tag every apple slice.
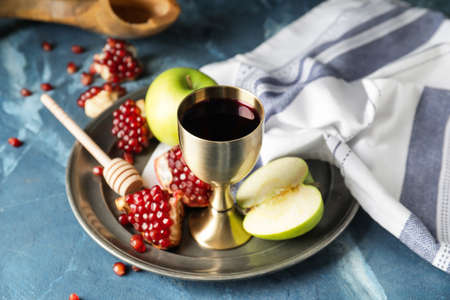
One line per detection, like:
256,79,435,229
236,157,323,240
243,185,323,240
237,157,313,208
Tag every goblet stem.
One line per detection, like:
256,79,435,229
189,203,251,249
210,184,234,212
189,180,251,249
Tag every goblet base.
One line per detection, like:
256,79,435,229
189,206,251,250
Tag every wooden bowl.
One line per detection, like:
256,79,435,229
0,0,180,39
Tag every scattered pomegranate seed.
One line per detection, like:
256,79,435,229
118,213,129,225
42,41,53,51
130,234,146,253
113,262,127,276
20,88,32,97
8,137,23,147
92,166,103,176
81,72,93,86
131,265,141,272
69,293,79,300
123,152,134,164
40,83,53,91
67,62,78,74
71,45,85,54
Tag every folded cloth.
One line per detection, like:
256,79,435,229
197,0,450,273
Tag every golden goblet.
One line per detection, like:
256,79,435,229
177,86,264,250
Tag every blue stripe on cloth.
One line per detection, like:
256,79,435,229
258,60,339,121
400,87,450,237
256,6,408,89
253,6,408,91
326,10,445,81
255,6,408,88
308,6,409,58
246,9,444,123
255,58,305,88
399,214,439,262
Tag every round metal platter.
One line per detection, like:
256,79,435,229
66,88,359,281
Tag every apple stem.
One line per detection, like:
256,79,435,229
185,74,193,90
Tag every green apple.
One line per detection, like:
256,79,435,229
237,157,323,240
145,67,217,145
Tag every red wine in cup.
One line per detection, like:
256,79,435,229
181,98,260,141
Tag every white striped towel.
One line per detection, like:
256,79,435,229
147,0,450,273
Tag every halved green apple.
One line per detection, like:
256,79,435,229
237,157,323,240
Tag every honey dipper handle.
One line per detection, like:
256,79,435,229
41,94,111,167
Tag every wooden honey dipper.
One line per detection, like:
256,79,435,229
41,94,143,196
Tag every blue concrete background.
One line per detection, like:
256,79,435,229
0,0,449,299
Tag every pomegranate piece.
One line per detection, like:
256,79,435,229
8,137,23,147
67,62,78,74
92,166,103,176
91,37,142,83
155,145,211,207
81,72,93,86
112,99,151,154
113,262,127,276
20,88,32,97
71,45,85,54
115,186,184,250
40,83,53,91
78,83,126,118
42,41,53,51
69,293,79,300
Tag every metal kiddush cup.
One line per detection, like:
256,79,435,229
177,86,264,250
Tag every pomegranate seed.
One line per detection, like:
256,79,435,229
67,62,78,74
113,262,126,276
20,88,32,97
131,265,141,272
123,152,134,164
81,72,93,86
8,137,23,147
69,293,79,300
159,239,171,249
77,99,85,108
88,64,96,74
40,83,53,91
118,213,129,225
92,166,103,176
130,234,146,253
42,41,53,51
103,82,113,92
71,45,85,54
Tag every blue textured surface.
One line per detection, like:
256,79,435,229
0,1,449,299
